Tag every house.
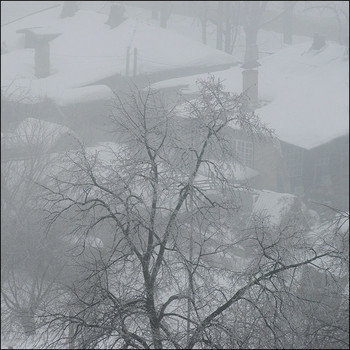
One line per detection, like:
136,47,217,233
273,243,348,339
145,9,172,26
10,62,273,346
257,42,349,209
1,2,236,145
2,3,348,208
149,41,349,209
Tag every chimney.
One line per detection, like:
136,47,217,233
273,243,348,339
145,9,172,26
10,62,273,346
60,1,78,18
242,43,260,69
35,41,50,78
242,69,258,108
16,28,61,78
106,3,126,28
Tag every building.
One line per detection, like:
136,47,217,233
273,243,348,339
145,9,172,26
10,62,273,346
1,2,236,145
149,41,349,209
2,3,348,209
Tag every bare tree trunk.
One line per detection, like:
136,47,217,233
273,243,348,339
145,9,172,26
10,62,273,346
151,1,159,20
160,2,171,28
283,1,295,45
241,2,265,108
68,310,75,349
224,1,232,53
60,1,77,18
199,2,208,45
216,1,224,50
201,20,207,44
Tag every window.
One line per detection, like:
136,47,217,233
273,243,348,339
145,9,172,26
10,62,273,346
284,146,303,177
235,140,254,167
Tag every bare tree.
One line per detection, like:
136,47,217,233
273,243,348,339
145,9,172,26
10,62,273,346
241,1,267,68
159,2,172,29
303,1,349,45
283,1,297,45
216,1,224,50
1,119,76,345
37,77,348,349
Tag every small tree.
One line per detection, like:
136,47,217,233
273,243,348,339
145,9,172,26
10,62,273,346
1,119,75,344
303,1,349,45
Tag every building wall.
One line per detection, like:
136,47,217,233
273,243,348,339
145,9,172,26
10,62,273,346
226,129,289,192
253,138,289,192
281,141,306,195
305,134,349,210
282,135,349,210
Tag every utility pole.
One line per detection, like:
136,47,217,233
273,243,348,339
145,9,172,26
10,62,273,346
241,2,263,109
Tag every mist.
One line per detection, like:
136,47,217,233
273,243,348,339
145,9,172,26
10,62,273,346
1,2,349,349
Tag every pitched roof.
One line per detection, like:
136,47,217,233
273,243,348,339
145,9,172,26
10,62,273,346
1,7,235,106
150,42,349,149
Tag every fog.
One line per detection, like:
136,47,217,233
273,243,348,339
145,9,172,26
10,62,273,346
1,2,349,349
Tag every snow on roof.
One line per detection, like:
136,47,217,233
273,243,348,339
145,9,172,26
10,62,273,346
151,41,349,149
14,117,77,147
257,42,349,149
197,160,259,183
1,8,235,105
252,189,297,226
55,85,115,106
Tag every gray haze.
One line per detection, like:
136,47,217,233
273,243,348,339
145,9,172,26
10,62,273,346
1,2,349,349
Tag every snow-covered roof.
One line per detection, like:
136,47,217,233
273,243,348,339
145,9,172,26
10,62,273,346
2,118,78,149
1,6,235,106
196,160,259,183
151,42,349,149
252,189,298,226
257,42,349,149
